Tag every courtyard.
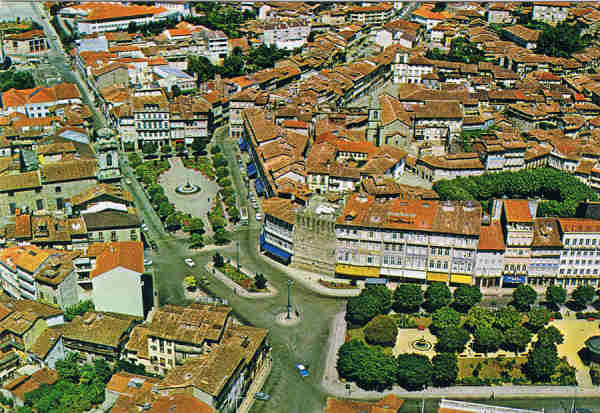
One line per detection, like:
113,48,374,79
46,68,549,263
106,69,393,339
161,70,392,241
393,327,437,357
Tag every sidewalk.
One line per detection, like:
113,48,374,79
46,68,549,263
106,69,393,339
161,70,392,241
321,311,600,400
255,245,361,298
237,357,272,413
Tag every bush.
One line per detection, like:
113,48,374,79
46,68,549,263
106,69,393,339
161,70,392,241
590,363,600,385
210,145,222,155
337,339,397,391
364,315,397,347
394,314,417,329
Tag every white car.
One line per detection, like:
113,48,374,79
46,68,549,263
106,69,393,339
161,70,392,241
125,178,132,185
141,223,148,231
144,258,152,266
184,258,196,267
255,213,263,221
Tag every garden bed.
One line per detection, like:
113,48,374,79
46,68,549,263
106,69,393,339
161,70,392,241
319,279,359,289
458,357,527,385
218,263,266,293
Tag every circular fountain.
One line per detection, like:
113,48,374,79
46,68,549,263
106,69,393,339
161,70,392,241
411,336,432,351
175,179,201,195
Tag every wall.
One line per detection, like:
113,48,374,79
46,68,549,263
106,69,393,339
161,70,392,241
292,211,337,275
91,267,144,317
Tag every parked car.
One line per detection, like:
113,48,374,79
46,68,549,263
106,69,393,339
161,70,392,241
296,363,308,377
254,392,270,401
144,258,153,266
255,213,263,221
184,258,196,267
141,223,148,232
125,178,132,185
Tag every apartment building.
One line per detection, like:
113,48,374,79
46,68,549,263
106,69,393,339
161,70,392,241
4,30,49,56
263,19,311,50
349,3,394,26
1,83,82,118
261,198,297,264
501,199,537,286
532,2,570,24
140,304,232,375
59,3,173,35
58,311,137,363
557,217,600,288
0,246,75,304
335,195,481,284
132,89,170,147
393,52,434,84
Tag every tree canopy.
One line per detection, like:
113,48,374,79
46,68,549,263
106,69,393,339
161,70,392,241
424,282,452,312
545,285,567,310
364,315,398,347
536,326,564,348
535,21,584,58
526,307,551,332
525,344,559,382
435,327,470,354
396,353,433,391
513,284,538,311
393,284,424,313
432,352,458,387
465,305,495,331
569,285,596,310
425,37,486,64
503,325,532,354
431,307,462,333
0,70,34,92
494,305,523,331
453,285,482,312
473,325,503,354
336,339,396,391
433,168,598,217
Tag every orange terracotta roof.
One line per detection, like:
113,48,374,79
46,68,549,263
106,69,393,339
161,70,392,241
504,199,533,223
558,218,600,233
478,221,505,250
68,2,168,22
90,241,144,278
148,394,214,413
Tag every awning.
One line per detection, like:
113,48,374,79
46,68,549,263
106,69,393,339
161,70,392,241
247,162,257,177
175,139,184,144
238,137,248,151
260,232,291,261
335,264,380,278
503,275,526,284
366,278,387,285
451,274,473,285
380,268,405,277
254,179,265,195
403,269,427,280
427,272,449,283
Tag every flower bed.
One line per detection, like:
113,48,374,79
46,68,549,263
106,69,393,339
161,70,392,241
318,279,359,289
219,263,265,292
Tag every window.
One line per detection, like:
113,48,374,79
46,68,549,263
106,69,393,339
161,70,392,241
111,231,117,241
36,199,43,210
99,232,104,240
587,239,591,246
53,296,57,304
565,239,570,245
9,203,16,215
130,229,137,241
35,187,41,194
55,186,62,193
8,191,14,197
56,198,64,210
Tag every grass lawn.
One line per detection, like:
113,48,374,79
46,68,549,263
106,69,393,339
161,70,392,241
459,357,527,382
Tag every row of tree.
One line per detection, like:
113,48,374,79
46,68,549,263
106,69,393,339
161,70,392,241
432,168,598,217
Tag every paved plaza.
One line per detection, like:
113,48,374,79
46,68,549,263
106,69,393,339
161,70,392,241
159,157,220,227
551,318,600,386
393,328,437,357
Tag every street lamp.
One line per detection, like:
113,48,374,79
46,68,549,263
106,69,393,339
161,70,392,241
236,240,240,273
287,280,294,320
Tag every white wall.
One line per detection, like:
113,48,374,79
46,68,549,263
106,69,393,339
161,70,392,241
91,267,144,317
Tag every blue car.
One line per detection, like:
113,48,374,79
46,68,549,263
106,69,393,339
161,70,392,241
296,363,308,377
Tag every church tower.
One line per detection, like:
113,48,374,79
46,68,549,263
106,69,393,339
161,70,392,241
366,93,381,146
